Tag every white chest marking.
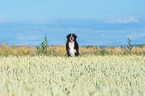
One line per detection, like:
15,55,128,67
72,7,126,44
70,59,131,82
69,42,76,56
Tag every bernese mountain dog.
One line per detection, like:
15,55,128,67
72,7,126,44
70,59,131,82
66,33,80,57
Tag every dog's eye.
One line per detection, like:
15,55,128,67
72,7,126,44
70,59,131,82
66,35,70,38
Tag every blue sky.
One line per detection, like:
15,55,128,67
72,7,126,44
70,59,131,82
0,0,145,46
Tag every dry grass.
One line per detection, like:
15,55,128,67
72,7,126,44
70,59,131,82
0,45,145,56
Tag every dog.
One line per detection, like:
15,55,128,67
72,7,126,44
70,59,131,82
66,33,80,57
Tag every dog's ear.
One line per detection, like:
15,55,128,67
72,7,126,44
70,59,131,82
74,34,77,38
66,34,69,38
66,34,70,38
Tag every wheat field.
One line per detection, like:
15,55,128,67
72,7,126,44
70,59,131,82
0,55,145,96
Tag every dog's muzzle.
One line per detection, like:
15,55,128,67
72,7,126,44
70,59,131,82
70,36,74,42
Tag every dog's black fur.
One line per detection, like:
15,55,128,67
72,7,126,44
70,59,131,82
66,33,79,57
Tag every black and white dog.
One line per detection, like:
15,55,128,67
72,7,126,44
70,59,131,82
66,33,79,57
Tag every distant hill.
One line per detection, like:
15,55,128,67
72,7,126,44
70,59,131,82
0,43,145,49
82,44,145,48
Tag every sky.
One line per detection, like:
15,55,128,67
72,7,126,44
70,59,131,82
0,0,145,46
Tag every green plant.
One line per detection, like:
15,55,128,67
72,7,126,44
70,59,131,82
40,36,48,51
128,38,132,50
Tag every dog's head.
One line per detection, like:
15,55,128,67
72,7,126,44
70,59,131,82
66,33,77,42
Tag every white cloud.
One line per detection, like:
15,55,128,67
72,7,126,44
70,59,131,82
107,17,138,24
127,32,145,40
18,36,38,40
0,20,12,23
0,20,5,23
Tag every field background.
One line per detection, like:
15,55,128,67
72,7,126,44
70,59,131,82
0,44,145,96
0,55,145,96
1,0,145,95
